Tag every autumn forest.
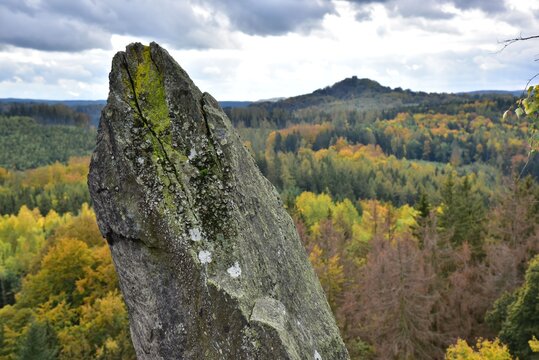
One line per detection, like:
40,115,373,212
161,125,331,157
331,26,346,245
1,77,539,359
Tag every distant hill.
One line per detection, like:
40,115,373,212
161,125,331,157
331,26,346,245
312,76,392,98
0,99,105,126
458,90,523,97
0,99,253,126
0,98,106,106
254,97,286,103
248,77,522,115
251,76,468,114
1,79,521,128
219,101,252,108
0,102,94,127
223,77,519,128
253,76,394,111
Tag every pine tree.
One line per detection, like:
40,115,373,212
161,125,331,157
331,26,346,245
412,191,431,248
440,175,485,256
17,322,58,360
499,255,539,359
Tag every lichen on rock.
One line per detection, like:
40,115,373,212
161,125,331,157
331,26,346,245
88,42,349,360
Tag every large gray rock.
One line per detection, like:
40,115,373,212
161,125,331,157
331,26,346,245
88,42,349,360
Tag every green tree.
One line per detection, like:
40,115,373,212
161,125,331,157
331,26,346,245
412,191,431,247
439,174,485,255
17,321,59,360
499,255,539,359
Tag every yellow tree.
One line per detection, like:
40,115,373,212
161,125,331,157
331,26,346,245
308,245,344,312
295,192,334,228
445,338,512,360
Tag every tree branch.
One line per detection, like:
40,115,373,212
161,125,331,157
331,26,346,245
498,34,539,53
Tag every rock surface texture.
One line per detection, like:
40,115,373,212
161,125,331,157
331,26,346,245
88,42,349,360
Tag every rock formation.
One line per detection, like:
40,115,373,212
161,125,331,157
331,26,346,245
88,42,349,360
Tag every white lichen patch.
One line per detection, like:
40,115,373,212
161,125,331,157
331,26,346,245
227,262,241,278
137,157,145,165
188,148,197,161
198,250,212,264
314,350,322,360
189,227,202,242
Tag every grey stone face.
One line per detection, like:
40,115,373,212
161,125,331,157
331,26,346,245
88,42,349,360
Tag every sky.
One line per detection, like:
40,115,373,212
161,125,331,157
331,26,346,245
1,0,539,101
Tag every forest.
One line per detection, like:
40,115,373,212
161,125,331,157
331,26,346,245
0,103,103,171
0,78,539,359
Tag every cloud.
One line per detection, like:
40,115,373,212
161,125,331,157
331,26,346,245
355,8,373,21
0,0,538,101
0,0,336,52
348,0,507,20
346,0,389,4
0,3,111,51
452,0,506,14
201,0,335,35
387,0,453,19
0,45,111,99
0,0,228,51
0,49,110,99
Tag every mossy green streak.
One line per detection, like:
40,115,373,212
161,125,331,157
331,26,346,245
135,46,170,137
125,46,189,219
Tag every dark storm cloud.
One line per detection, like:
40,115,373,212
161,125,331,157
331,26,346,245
0,0,226,51
0,2,111,51
0,0,336,52
202,0,334,35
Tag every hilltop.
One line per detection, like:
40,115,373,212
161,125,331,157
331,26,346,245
224,76,516,128
253,76,515,113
